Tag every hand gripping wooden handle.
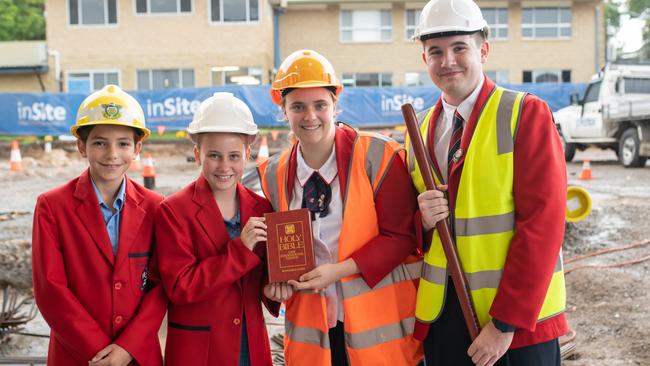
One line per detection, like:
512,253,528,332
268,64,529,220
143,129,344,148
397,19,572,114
401,103,481,341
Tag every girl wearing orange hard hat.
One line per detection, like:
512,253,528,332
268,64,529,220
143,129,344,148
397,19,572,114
258,49,425,366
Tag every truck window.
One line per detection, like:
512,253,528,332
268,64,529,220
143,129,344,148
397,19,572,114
623,77,650,94
583,81,601,103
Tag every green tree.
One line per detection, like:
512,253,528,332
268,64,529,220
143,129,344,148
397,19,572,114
0,0,45,41
606,0,621,30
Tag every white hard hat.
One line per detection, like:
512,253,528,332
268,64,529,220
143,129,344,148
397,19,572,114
188,92,258,136
413,0,488,41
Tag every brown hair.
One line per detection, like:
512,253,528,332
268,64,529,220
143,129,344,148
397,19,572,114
76,125,144,143
280,88,339,109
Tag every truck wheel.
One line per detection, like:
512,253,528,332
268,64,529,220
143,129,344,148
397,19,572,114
560,133,576,162
619,128,647,168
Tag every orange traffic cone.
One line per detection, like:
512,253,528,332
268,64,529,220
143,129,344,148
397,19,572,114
579,160,592,180
270,129,280,141
142,153,156,189
129,153,142,171
9,140,23,172
256,135,269,164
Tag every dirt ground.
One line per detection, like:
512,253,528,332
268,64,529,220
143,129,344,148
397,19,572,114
0,139,648,365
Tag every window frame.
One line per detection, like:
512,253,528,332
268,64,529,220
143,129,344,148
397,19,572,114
521,7,572,40
341,72,393,87
133,0,193,16
485,70,510,84
136,68,195,90
482,7,508,40
65,69,121,93
404,71,433,87
208,0,260,24
340,9,393,44
68,0,118,27
210,66,264,86
404,8,421,41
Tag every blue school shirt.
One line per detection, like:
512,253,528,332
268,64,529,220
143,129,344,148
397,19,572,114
223,211,250,366
91,177,126,255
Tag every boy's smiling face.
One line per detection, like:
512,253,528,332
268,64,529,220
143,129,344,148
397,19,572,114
77,124,142,187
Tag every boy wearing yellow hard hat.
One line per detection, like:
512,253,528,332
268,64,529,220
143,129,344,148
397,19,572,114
32,85,166,366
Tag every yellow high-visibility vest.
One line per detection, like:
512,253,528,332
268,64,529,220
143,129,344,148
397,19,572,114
405,87,566,327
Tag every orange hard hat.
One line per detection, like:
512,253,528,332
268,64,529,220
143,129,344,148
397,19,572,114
270,49,343,105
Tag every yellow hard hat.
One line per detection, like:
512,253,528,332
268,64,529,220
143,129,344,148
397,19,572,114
566,186,592,223
71,84,150,140
270,49,343,105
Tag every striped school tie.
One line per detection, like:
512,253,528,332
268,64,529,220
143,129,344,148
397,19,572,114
447,110,464,179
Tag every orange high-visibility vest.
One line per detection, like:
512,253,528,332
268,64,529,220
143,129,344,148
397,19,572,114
258,127,423,366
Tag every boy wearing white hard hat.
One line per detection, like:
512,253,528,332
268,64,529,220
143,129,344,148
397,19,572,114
155,92,281,366
406,0,568,365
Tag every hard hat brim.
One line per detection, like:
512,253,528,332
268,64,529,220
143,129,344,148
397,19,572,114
70,120,151,140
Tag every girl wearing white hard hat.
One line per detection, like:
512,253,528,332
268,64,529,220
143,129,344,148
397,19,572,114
258,49,426,365
155,92,280,366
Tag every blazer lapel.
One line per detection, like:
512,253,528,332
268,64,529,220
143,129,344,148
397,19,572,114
73,170,114,266
115,178,146,269
194,175,227,252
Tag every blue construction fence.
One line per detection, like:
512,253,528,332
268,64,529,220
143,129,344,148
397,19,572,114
0,83,586,135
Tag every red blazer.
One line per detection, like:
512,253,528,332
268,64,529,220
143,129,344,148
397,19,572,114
414,77,568,348
155,176,280,366
32,169,167,366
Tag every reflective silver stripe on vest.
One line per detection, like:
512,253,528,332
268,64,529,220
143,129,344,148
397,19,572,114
421,262,447,285
365,137,387,187
341,133,360,219
408,109,431,174
466,255,564,291
467,269,503,290
263,155,282,211
345,317,415,350
496,89,519,155
554,255,563,272
340,261,422,300
285,320,330,349
454,212,515,236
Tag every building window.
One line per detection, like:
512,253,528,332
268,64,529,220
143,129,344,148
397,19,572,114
485,70,509,84
341,72,392,87
482,8,508,39
341,10,392,43
404,72,432,86
67,71,119,93
137,69,195,90
522,7,571,39
211,66,263,85
210,0,259,22
136,0,191,14
69,0,117,25
405,9,421,40
523,70,571,83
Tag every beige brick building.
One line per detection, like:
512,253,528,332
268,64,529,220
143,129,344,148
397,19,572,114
0,0,605,93
278,0,606,85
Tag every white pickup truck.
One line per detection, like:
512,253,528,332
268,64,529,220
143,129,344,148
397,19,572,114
553,62,650,167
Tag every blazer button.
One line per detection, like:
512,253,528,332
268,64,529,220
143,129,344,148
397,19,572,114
115,315,123,324
233,318,241,325
114,282,122,290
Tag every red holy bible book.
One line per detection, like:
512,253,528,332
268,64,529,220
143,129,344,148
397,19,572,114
264,208,315,283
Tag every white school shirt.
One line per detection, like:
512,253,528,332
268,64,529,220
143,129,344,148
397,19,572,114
433,78,484,182
289,144,344,328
